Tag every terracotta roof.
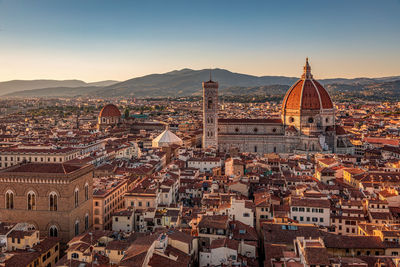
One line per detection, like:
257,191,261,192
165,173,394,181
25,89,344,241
282,59,333,112
99,104,121,118
2,163,82,174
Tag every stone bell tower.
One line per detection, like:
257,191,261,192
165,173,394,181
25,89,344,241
202,72,218,149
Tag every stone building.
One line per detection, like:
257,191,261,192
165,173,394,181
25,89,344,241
0,163,94,242
202,76,219,149
97,103,121,130
204,59,354,154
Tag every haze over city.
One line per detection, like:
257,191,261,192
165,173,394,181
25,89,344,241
0,0,400,81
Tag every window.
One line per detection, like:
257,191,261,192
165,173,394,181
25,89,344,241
49,226,58,237
71,253,79,259
74,221,79,236
254,146,257,153
243,213,250,217
74,188,79,208
49,192,58,211
146,202,150,207
27,191,36,210
320,218,324,223
84,183,89,201
85,214,89,230
308,117,314,123
253,128,258,133
5,190,14,209
289,117,294,123
207,97,213,109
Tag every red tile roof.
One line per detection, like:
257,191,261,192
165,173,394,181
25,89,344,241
99,104,121,118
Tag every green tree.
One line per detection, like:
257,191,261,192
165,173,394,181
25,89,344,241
124,108,130,118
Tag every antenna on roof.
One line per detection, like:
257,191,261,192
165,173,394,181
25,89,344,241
209,68,212,81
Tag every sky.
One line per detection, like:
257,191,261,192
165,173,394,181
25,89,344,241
0,0,399,82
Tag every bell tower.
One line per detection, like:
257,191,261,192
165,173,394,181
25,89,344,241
202,72,218,149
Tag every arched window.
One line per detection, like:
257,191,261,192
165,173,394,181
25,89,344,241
85,214,89,230
49,192,58,211
75,220,79,236
74,188,79,208
49,225,58,237
208,97,213,109
5,190,14,209
84,183,89,201
27,191,36,210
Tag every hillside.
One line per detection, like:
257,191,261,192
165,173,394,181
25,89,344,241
4,68,400,99
0,79,119,96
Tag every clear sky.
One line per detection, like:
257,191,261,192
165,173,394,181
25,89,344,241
0,0,399,82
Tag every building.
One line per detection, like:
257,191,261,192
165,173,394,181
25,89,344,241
203,59,354,154
1,224,60,267
0,163,94,242
0,147,80,169
93,177,128,230
289,197,331,226
97,104,121,130
202,76,219,149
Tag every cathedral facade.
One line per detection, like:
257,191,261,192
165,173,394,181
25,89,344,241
202,59,354,155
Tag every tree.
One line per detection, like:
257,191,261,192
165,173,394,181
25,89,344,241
124,108,130,118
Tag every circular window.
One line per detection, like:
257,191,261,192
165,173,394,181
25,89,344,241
272,128,277,133
289,117,294,123
253,128,258,133
235,128,239,133
308,117,314,124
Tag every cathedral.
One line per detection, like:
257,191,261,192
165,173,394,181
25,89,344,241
203,59,354,155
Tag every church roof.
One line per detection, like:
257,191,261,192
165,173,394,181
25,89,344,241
99,104,121,118
282,58,333,111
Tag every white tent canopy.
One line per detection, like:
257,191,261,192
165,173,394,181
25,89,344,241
152,129,183,148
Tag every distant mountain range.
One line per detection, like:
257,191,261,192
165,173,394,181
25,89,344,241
0,79,119,96
3,68,400,98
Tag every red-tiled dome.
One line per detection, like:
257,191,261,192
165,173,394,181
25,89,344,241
99,104,121,118
282,59,333,111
